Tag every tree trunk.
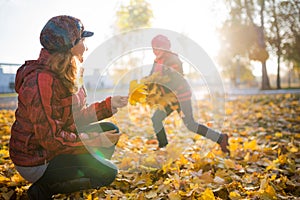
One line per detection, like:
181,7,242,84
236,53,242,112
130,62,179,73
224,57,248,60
270,0,282,89
288,68,291,88
259,0,271,90
261,61,271,90
276,55,281,89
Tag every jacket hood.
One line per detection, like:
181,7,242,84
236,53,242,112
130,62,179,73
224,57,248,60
15,49,52,93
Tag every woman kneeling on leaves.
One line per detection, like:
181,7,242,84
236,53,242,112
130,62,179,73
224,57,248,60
9,15,128,199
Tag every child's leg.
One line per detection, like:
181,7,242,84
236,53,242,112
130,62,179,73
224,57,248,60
179,100,230,153
151,106,173,148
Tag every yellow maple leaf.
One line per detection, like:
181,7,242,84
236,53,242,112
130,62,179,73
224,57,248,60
168,191,181,200
162,158,173,174
244,140,258,151
287,143,299,153
200,188,215,200
178,154,188,165
129,73,178,110
259,177,277,199
0,175,10,183
275,132,283,138
224,159,236,169
225,108,234,115
229,191,242,200
199,171,214,183
128,80,148,105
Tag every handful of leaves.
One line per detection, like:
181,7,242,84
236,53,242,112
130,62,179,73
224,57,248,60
128,72,178,110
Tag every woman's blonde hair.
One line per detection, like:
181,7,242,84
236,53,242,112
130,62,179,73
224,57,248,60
46,51,78,94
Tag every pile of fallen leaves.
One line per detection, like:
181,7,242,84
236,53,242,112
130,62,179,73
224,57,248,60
0,93,299,200
128,72,178,111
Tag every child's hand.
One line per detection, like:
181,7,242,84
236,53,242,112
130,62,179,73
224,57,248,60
79,130,121,147
111,96,128,113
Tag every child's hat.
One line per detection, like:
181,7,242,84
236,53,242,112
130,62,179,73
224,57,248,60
151,34,171,50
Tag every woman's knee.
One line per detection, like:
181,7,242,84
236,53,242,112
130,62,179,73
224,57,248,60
91,164,118,187
106,167,118,184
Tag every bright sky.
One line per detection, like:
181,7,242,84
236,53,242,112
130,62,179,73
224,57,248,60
0,0,272,76
0,1,225,60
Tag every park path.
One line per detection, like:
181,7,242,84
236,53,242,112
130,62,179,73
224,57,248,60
1,88,299,110
227,88,300,96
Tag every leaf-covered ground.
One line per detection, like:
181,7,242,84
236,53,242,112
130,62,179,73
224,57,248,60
0,93,299,200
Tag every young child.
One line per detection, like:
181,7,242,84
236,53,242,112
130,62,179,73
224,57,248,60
149,34,230,154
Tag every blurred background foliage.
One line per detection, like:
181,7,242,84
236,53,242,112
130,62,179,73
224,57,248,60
110,0,300,90
218,0,300,90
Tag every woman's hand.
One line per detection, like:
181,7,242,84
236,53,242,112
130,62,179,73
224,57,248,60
111,96,128,113
79,130,121,147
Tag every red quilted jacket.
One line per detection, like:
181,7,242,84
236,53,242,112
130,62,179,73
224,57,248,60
150,52,192,102
9,49,113,167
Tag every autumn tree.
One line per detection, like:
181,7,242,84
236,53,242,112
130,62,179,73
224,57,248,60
284,34,300,84
111,0,153,84
217,19,258,87
278,1,300,85
115,0,153,32
267,0,300,89
218,0,271,89
267,0,283,89
219,56,256,87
